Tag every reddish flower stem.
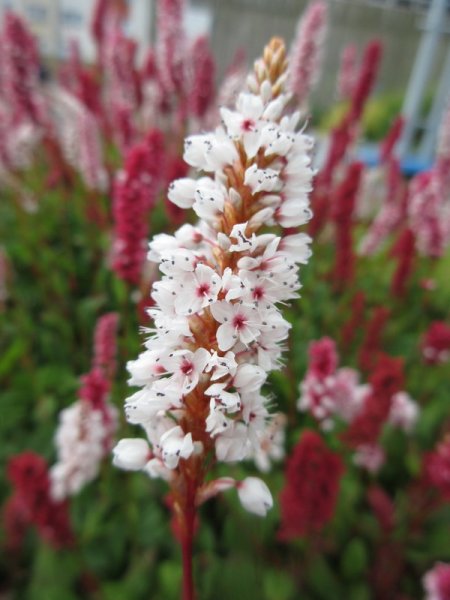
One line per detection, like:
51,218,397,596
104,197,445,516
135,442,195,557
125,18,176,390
180,475,196,600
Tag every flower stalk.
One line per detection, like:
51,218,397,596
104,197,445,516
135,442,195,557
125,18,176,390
113,37,314,597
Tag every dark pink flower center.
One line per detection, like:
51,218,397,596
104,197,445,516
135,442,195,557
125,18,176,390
232,314,246,330
242,118,255,132
181,360,194,375
253,286,264,300
197,283,210,297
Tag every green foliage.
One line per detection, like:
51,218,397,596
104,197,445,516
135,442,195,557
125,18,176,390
1,147,450,599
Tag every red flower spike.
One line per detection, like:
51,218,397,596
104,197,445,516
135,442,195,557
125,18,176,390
6,452,74,549
343,355,404,448
112,129,165,285
331,161,363,288
279,430,344,540
390,228,416,298
421,321,450,365
188,36,216,119
358,306,390,373
367,485,395,533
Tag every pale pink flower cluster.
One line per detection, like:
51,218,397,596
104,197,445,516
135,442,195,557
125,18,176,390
50,313,119,501
0,12,44,172
337,44,357,101
51,90,107,192
359,200,403,255
113,48,314,515
289,0,328,107
408,104,450,258
156,0,186,95
423,562,450,600
298,337,418,471
50,398,117,500
408,169,450,258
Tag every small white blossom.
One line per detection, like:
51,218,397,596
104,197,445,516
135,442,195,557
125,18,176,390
112,438,151,471
237,477,273,516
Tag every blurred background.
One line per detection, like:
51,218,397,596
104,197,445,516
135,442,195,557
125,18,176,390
3,0,450,165
1,1,450,599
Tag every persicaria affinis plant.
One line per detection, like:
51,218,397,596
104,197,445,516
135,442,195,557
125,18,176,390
112,36,314,598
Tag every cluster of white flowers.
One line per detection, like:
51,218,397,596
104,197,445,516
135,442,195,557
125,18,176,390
113,40,314,515
51,400,117,501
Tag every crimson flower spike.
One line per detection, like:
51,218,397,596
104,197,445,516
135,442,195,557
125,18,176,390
331,161,364,289
358,306,390,373
390,227,416,298
111,130,165,286
6,452,74,550
279,430,344,540
343,354,404,449
349,40,383,123
380,116,405,164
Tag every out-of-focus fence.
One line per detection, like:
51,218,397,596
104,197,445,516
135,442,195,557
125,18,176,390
200,0,450,110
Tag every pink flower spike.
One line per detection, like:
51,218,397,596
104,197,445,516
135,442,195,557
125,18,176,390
289,1,328,106
1,11,43,125
337,44,357,101
423,562,450,600
188,36,216,120
156,0,186,95
94,312,120,378
350,40,383,123
111,129,165,285
380,116,405,163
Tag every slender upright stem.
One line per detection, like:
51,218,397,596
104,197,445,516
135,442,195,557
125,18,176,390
181,520,194,600
180,477,196,600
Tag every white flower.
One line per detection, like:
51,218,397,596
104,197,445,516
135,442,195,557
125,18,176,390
175,264,221,315
184,128,238,171
192,181,226,223
279,233,313,263
237,477,273,516
220,93,265,158
389,392,419,432
168,178,197,209
206,351,238,380
160,426,194,469
112,438,151,471
161,347,210,394
244,164,282,193
215,423,249,462
205,382,241,412
205,399,233,436
210,301,260,351
233,364,267,393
